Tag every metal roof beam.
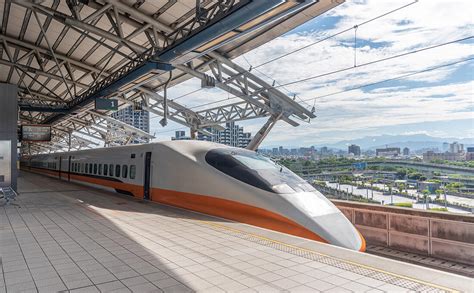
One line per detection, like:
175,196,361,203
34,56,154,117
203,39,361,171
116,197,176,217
0,34,104,75
175,63,298,127
0,59,89,88
208,52,316,120
11,0,147,53
86,110,155,139
196,100,268,127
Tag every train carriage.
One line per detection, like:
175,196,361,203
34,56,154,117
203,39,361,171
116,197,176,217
21,140,365,251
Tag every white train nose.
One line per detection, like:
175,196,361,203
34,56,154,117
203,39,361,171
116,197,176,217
308,213,365,251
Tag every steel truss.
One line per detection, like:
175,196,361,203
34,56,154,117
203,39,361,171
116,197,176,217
3,0,319,154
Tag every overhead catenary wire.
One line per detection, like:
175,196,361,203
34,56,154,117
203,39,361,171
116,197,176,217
169,0,419,103
151,56,473,132
277,36,473,88
171,36,473,111
252,0,419,69
241,55,313,108
301,56,474,103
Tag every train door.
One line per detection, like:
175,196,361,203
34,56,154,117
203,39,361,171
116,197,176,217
143,152,152,200
67,156,71,182
58,156,62,179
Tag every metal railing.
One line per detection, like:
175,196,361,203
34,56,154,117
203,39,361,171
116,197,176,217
0,186,18,205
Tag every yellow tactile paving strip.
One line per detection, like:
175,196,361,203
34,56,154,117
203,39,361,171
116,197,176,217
197,221,456,293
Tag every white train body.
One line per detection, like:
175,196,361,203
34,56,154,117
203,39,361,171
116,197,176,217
21,141,365,251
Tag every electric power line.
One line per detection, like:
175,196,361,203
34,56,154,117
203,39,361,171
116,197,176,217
169,0,419,103
301,57,474,103
279,36,473,88
182,36,473,110
152,57,473,133
253,1,419,69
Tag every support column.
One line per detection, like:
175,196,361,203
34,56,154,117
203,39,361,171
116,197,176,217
246,114,281,151
0,83,18,191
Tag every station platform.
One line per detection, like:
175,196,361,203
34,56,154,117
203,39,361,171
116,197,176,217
1,172,472,293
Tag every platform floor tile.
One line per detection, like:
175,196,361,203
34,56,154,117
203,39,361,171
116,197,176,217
0,172,466,293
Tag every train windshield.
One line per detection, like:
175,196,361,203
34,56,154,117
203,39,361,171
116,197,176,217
205,148,315,194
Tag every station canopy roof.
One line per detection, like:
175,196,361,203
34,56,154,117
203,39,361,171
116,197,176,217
0,0,342,151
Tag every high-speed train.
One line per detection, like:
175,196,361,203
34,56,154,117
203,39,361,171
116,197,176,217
21,141,365,251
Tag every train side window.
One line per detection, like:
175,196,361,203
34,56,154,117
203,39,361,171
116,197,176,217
104,164,108,176
85,163,88,173
98,164,102,175
89,163,93,174
122,165,127,178
109,164,113,176
93,164,97,174
115,165,120,177
130,165,136,179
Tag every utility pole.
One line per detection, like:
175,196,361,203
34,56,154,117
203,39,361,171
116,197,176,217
371,182,374,199
443,185,447,209
390,184,393,205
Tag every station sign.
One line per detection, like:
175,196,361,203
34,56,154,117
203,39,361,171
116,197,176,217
95,98,118,110
21,125,51,142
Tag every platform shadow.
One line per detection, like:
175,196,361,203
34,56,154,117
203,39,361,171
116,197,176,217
11,171,232,292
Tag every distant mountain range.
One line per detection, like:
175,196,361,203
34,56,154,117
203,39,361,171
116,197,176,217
313,134,474,151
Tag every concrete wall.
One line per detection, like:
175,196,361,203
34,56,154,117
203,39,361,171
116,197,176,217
332,200,474,265
0,83,18,191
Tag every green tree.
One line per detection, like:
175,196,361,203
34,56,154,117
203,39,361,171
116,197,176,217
396,168,407,179
446,182,464,191
435,189,443,199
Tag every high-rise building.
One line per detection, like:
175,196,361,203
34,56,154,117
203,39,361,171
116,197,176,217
423,151,463,162
449,142,464,153
172,131,190,140
403,147,410,156
111,104,150,143
348,144,361,156
197,122,252,148
376,147,400,157
272,148,279,156
466,147,474,161
442,142,449,152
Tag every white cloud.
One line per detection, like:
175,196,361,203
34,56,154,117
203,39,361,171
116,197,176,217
150,0,474,145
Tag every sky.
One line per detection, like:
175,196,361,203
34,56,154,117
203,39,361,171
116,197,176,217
150,0,474,147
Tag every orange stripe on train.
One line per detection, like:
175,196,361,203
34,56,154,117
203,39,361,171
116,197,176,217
25,167,330,245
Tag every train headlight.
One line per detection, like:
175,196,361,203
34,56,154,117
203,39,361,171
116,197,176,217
272,183,294,194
